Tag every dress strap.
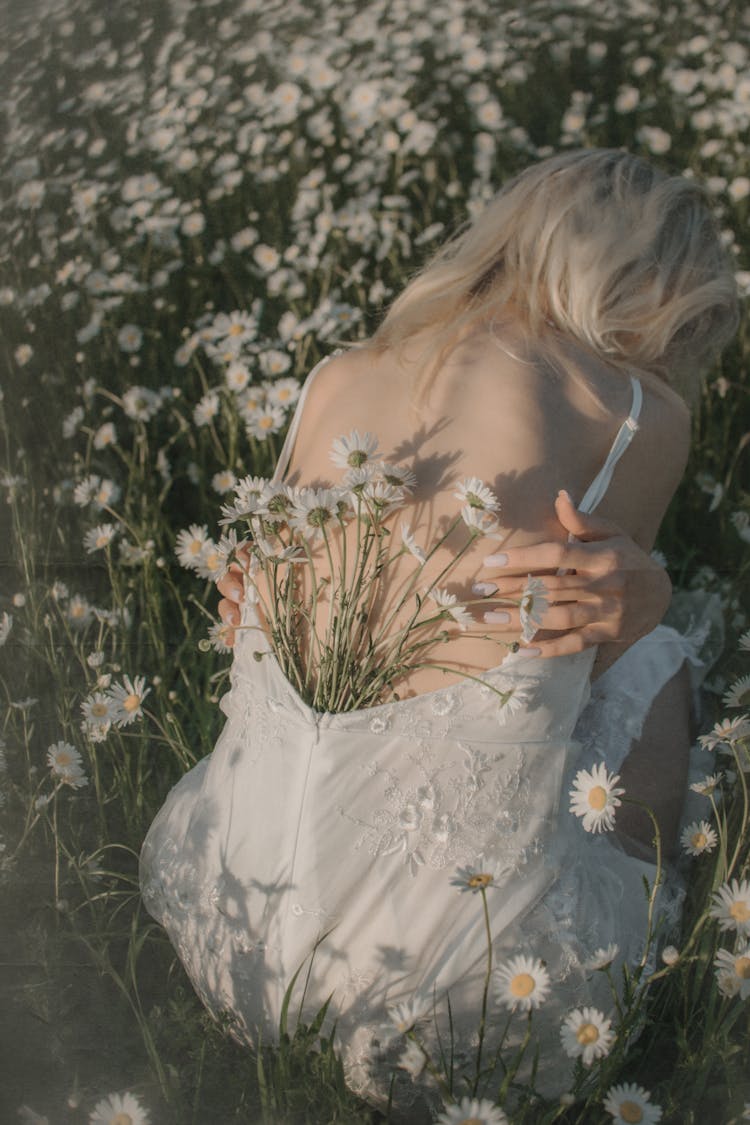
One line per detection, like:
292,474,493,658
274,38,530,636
272,349,344,484
576,375,643,516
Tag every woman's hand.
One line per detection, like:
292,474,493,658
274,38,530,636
480,490,671,661
216,546,252,648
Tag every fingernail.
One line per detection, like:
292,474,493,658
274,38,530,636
521,646,541,656
483,552,508,567
483,610,511,624
472,581,497,596
557,489,572,502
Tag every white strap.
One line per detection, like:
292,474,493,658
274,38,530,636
272,349,344,484
577,375,643,515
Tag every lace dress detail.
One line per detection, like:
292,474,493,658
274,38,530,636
139,354,710,1107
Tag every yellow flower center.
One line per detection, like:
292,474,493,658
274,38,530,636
510,972,535,997
70,605,85,617
459,1119,483,1125
588,785,608,811
123,693,141,713
259,416,274,430
729,901,750,923
91,702,109,718
467,873,493,890
111,1115,133,1125
277,389,291,401
228,323,244,336
691,831,707,849
96,533,110,548
734,955,750,979
576,1022,599,1045
619,1102,644,1124
56,751,72,767
204,552,220,571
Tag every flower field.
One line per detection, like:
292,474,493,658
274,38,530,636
1,0,749,1122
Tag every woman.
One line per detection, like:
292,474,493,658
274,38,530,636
140,149,738,1114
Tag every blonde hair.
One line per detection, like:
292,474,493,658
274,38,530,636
364,148,739,402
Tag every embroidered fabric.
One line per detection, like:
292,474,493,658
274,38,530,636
139,355,715,1110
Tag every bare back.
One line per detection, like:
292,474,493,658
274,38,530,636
271,323,690,698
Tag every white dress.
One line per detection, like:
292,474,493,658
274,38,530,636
139,356,716,1113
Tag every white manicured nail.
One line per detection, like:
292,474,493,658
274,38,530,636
472,581,497,596
483,552,508,567
483,610,511,624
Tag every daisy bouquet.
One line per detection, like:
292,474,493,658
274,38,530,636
211,428,545,712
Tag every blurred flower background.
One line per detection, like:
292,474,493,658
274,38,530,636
0,0,748,1121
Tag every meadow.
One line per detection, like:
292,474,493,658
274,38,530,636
0,0,749,1121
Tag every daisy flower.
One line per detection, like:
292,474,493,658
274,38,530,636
207,621,233,654
265,376,300,408
436,1097,508,1125
680,819,718,857
83,523,118,553
603,1082,662,1124
194,542,225,581
460,505,503,537
454,477,500,513
47,741,88,788
709,878,750,936
361,480,406,517
724,674,750,709
451,866,495,893
584,944,619,972
89,1090,151,1125
519,576,549,643
175,524,211,570
569,764,624,833
560,1006,614,1066
246,405,286,440
689,772,724,797
330,429,379,469
397,1039,426,1078
494,683,533,725
212,469,237,494
106,675,150,727
378,462,417,491
229,475,272,519
386,995,430,1034
714,944,750,999
698,715,750,751
739,629,750,652
290,487,342,541
429,588,474,631
494,954,551,1011
73,474,102,506
401,523,427,564
81,693,116,726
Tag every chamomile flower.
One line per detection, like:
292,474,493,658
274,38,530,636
494,954,551,1011
690,772,724,797
560,1006,614,1066
698,715,750,751
47,741,88,788
378,462,417,491
680,819,718,856
207,621,233,654
89,1090,151,1125
454,476,501,512
460,505,503,537
175,524,211,570
83,523,118,553
429,588,474,630
291,488,343,540
603,1082,662,1124
739,629,750,652
724,674,750,709
362,480,405,517
709,878,750,936
246,404,285,440
569,764,624,833
519,575,549,643
584,944,619,972
81,693,116,727
714,944,750,999
401,523,427,564
451,866,495,893
436,1097,508,1125
106,675,150,727
330,429,379,469
386,996,430,1034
